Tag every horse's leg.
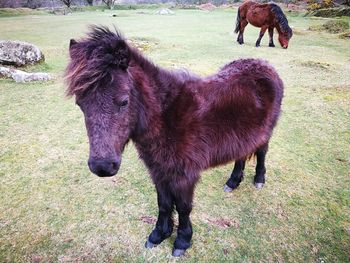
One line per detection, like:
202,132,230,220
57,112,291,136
145,183,174,248
171,178,196,257
237,20,248,45
254,143,269,189
224,160,245,192
268,27,275,47
255,26,268,47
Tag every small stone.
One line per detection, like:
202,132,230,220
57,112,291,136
0,66,51,83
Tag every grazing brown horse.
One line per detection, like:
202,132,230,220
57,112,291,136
235,1,293,48
65,26,284,257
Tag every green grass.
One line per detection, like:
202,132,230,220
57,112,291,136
0,8,48,17
1,8,350,262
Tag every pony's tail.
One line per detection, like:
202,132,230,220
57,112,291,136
234,8,241,34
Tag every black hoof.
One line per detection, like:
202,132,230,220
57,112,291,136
172,248,186,257
254,183,264,189
269,43,275,47
145,239,157,249
223,184,233,193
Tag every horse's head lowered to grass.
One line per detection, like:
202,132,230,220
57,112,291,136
271,3,293,49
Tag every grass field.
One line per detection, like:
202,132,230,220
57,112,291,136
0,7,349,262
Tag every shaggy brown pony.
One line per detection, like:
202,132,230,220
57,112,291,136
235,1,293,48
65,26,284,257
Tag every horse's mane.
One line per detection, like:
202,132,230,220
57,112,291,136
270,3,292,37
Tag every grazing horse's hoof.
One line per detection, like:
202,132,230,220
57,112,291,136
254,183,264,189
223,184,233,192
145,239,157,249
172,248,186,257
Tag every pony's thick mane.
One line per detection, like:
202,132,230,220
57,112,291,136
270,3,292,37
65,26,131,97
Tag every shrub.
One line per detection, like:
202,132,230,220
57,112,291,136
309,19,350,33
307,0,334,11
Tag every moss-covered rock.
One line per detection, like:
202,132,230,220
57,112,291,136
309,7,350,17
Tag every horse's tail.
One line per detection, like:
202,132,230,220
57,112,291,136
234,8,241,34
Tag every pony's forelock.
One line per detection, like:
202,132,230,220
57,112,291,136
65,26,129,97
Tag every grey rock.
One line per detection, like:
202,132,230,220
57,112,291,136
0,40,45,66
156,8,175,15
0,66,51,83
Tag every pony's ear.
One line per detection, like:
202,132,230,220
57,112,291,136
69,39,78,58
113,40,130,70
69,39,77,48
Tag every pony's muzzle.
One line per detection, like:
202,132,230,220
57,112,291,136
88,158,120,177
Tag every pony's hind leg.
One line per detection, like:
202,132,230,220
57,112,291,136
268,27,275,47
254,143,269,189
224,160,246,192
145,183,174,248
237,20,248,45
255,26,268,47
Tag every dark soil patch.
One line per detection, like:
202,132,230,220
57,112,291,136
206,217,240,229
140,215,157,224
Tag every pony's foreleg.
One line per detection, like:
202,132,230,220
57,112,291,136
145,183,174,248
171,177,196,257
224,160,246,192
255,26,268,47
237,20,248,45
268,27,275,47
254,143,269,188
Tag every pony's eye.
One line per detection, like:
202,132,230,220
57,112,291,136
120,100,128,107
114,99,128,108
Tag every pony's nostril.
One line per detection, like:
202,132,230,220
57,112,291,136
111,161,119,171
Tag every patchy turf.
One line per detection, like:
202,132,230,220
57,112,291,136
0,8,349,262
